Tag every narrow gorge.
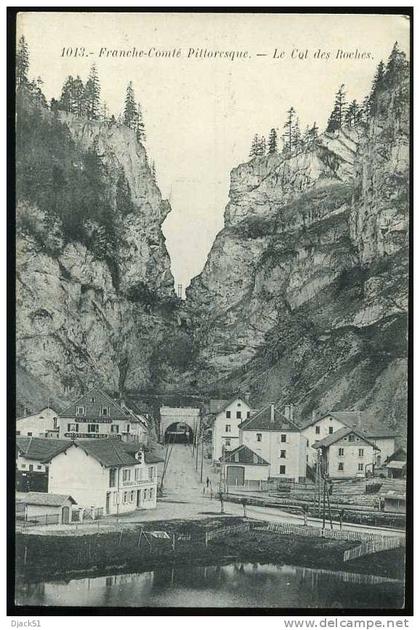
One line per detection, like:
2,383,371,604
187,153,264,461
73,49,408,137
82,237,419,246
16,48,409,436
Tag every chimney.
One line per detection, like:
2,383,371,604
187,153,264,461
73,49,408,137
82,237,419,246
244,391,251,404
289,404,294,421
312,409,317,423
270,403,275,423
284,404,289,420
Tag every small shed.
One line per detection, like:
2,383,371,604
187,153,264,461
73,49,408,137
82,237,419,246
386,460,406,479
222,445,269,489
16,492,76,525
383,493,406,514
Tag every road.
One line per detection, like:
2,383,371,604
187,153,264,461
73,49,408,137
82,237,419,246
137,445,404,538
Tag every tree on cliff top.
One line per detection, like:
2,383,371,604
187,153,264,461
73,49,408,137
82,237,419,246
249,134,266,158
268,128,278,154
123,82,146,142
326,84,347,133
16,35,30,86
282,106,296,155
84,64,101,120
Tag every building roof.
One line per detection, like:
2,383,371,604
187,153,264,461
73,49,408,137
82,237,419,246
120,441,165,464
365,431,399,439
16,492,76,506
239,404,300,432
312,427,379,450
301,411,398,439
59,386,130,420
17,407,59,421
72,439,142,467
386,460,406,470
16,437,71,463
222,445,269,466
384,447,406,464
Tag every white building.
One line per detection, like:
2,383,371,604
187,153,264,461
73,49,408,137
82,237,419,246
211,397,252,462
16,492,76,524
239,404,307,482
16,407,59,438
312,427,379,479
57,387,148,442
221,445,269,489
301,411,396,469
160,406,200,442
48,438,158,515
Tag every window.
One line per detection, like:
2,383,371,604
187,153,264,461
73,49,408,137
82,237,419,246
90,397,95,403
111,424,119,434
257,433,262,442
76,406,85,416
236,411,242,419
358,463,364,472
126,424,130,433
148,466,154,480
27,432,32,436
29,464,33,472
37,465,42,470
225,424,231,433
348,434,355,442
102,407,109,417
247,411,251,418
338,462,344,471
281,434,286,443
109,469,116,487
130,491,134,502
21,464,26,469
234,453,239,463
143,489,147,500
225,439,231,447
150,488,154,500
226,410,231,419
338,448,344,456
122,469,131,482
329,426,334,434
67,423,79,432
53,417,58,429
358,448,364,457
123,492,128,504
279,465,286,475
315,426,320,435
280,450,286,458
88,424,99,433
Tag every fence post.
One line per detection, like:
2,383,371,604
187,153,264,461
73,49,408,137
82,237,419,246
23,546,28,566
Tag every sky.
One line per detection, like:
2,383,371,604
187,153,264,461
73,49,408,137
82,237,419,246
17,12,410,293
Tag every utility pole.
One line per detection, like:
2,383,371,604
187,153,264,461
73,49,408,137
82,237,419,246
200,431,204,483
322,477,326,532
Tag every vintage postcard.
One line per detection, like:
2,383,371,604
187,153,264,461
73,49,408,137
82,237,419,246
10,8,411,614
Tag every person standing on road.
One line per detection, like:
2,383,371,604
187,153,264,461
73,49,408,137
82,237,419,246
206,476,210,488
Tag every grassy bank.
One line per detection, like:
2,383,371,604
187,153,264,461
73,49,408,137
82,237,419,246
16,517,405,583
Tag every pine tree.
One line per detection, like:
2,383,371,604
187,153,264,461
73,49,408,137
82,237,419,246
85,64,101,120
136,103,146,142
268,128,278,154
16,35,29,86
257,136,266,156
59,76,76,113
282,107,296,154
249,134,260,158
123,81,138,130
384,42,408,87
291,118,302,154
303,122,319,151
345,100,360,127
72,75,86,117
326,84,347,132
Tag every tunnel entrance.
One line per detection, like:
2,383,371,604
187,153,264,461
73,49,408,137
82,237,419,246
164,422,194,444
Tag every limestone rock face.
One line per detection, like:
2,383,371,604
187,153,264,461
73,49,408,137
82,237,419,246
16,104,175,410
186,77,409,434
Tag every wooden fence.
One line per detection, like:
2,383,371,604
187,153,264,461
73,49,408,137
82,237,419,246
253,521,405,545
343,536,404,562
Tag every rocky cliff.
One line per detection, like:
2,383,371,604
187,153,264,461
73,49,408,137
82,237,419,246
186,58,409,434
16,89,178,412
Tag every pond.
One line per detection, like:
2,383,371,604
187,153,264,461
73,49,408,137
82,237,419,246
16,562,404,609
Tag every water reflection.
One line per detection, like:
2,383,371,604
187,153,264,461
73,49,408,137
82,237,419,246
16,562,404,609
